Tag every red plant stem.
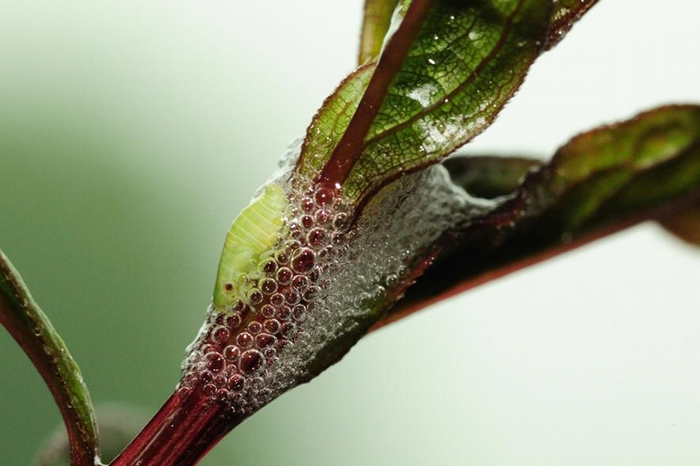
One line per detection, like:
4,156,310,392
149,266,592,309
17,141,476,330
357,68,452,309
317,0,434,189
110,388,245,466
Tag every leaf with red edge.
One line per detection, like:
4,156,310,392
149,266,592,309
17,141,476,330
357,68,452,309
299,0,553,205
546,0,599,49
0,250,99,466
372,105,700,330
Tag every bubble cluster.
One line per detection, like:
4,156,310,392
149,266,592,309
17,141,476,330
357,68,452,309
179,174,354,413
179,142,493,415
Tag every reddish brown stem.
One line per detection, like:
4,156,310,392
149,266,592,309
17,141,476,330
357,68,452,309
110,388,244,466
317,0,434,188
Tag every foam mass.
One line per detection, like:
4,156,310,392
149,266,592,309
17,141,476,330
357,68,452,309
179,142,495,414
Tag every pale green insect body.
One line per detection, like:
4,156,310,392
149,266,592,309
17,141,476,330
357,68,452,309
213,182,289,308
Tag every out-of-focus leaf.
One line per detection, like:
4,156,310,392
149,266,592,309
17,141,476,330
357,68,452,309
299,0,552,205
372,105,700,330
359,0,399,64
35,403,150,466
546,0,599,49
659,199,700,246
0,251,99,466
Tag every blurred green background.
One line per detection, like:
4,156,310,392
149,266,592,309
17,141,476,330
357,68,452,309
1,1,700,465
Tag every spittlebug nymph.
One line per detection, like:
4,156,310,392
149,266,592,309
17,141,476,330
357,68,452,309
213,183,288,308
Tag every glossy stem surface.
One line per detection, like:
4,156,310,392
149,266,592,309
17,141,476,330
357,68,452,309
110,388,243,466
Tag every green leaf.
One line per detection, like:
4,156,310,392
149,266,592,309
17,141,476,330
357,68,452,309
546,0,599,49
359,0,400,64
299,0,553,205
0,251,99,466
373,105,700,329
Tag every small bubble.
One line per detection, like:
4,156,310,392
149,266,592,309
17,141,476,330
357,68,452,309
259,278,277,295
332,232,345,244
288,220,302,236
205,352,225,373
276,267,293,285
277,339,293,353
200,370,214,384
275,251,289,265
228,392,244,405
212,326,230,344
291,275,309,291
248,289,264,305
284,240,302,254
202,383,217,396
307,227,327,247
301,215,314,229
226,313,242,329
283,289,300,305
314,187,335,206
277,306,292,321
223,345,240,361
333,212,348,230
240,350,265,374
255,333,277,348
261,304,276,318
176,386,192,400
270,292,285,307
318,245,334,259
292,248,315,273
224,363,238,377
264,318,281,334
263,347,277,359
232,300,245,312
385,274,399,287
236,332,253,349
308,266,321,282
182,372,197,387
214,374,227,387
292,304,306,322
315,209,330,225
281,322,297,338
216,388,229,402
248,321,263,335
354,295,365,308
301,197,314,212
229,374,245,391
303,286,319,301
262,258,277,275
250,376,265,390
201,344,217,355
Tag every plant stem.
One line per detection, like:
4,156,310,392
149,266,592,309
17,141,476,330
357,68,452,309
110,388,244,466
0,252,100,466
